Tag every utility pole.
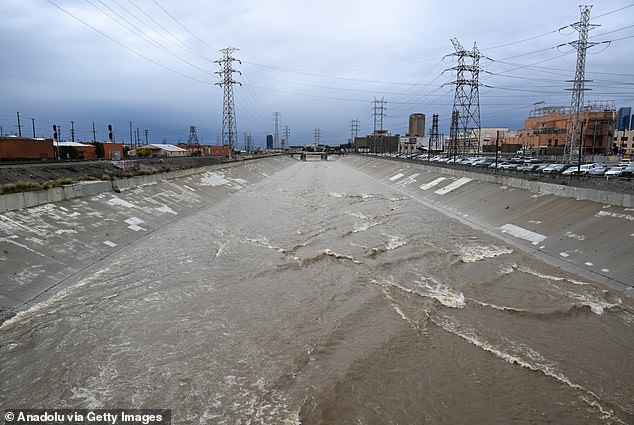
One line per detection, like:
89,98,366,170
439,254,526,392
31,118,36,138
215,47,241,153
129,121,133,148
445,38,483,156
565,5,598,163
92,122,97,143
136,128,140,147
372,98,386,134
16,111,22,137
273,112,281,150
71,121,75,143
144,129,149,145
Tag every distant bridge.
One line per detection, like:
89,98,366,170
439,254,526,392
289,151,345,161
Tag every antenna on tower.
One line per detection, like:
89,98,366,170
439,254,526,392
215,47,241,153
444,38,483,156
564,5,599,163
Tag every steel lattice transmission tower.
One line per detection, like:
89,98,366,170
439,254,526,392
350,118,360,144
283,125,290,150
215,47,241,151
429,114,440,152
273,112,281,149
565,5,599,162
372,97,386,134
446,38,483,155
187,126,200,144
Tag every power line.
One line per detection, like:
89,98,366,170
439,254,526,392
45,0,210,84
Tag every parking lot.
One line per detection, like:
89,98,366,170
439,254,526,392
364,153,634,194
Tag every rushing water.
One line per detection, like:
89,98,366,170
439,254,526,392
1,157,633,424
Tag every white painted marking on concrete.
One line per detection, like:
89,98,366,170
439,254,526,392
183,185,196,192
498,223,547,245
397,173,420,186
420,177,446,191
125,217,145,232
389,173,405,181
108,196,135,208
201,171,229,186
585,262,594,266
595,210,634,221
601,268,610,273
434,177,473,195
155,205,177,215
566,231,585,241
103,240,117,247
560,252,570,258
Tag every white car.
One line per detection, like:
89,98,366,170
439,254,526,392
604,166,625,176
561,163,601,175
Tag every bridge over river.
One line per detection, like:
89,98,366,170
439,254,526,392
1,155,632,424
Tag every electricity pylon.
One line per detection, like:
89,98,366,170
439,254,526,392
565,5,599,162
215,47,241,151
445,38,482,155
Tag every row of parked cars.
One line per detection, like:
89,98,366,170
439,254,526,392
412,154,634,177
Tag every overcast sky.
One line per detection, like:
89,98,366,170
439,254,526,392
1,0,633,147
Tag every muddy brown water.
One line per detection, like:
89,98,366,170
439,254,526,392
1,158,632,424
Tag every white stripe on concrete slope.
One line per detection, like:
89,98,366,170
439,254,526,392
389,173,405,181
498,223,547,245
420,177,446,191
434,177,472,195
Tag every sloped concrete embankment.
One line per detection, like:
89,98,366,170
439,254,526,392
344,155,633,294
0,156,294,321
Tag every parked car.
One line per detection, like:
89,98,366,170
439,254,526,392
604,166,625,177
617,159,632,167
561,163,602,175
498,162,518,170
517,162,541,172
620,165,634,177
588,164,608,175
542,163,569,174
535,164,551,173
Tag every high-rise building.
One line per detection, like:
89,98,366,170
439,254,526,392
266,134,273,150
408,114,426,137
616,107,632,131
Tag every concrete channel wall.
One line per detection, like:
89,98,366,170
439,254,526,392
344,155,633,295
390,160,634,208
0,156,294,321
0,161,258,213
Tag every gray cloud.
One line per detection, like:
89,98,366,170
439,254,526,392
1,0,632,146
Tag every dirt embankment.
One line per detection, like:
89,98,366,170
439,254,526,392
0,156,249,192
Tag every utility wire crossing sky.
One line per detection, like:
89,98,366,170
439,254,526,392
1,0,633,146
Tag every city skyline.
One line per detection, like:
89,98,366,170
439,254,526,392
1,0,633,147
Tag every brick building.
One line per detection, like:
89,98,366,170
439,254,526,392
515,105,615,156
0,137,55,160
